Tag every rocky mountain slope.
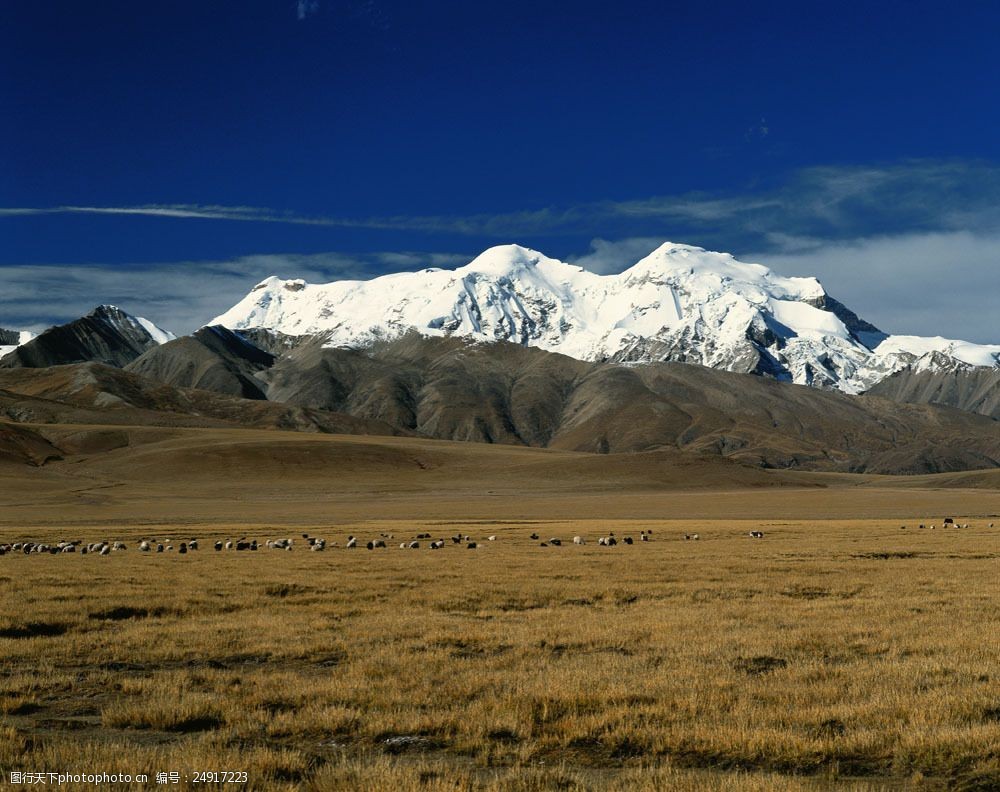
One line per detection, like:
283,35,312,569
0,306,174,369
125,325,274,399
0,362,405,438
69,331,1000,474
868,363,1000,419
211,242,1000,394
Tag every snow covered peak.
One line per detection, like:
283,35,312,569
624,242,825,301
90,305,175,345
210,243,1000,393
459,244,549,274
0,328,36,360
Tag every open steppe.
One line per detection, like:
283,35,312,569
2,427,1000,790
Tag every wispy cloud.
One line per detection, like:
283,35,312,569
0,251,425,335
750,230,1000,344
569,237,669,274
296,0,319,21
0,204,341,224
5,160,1000,343
8,160,1000,243
744,117,769,141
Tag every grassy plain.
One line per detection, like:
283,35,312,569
1,427,999,790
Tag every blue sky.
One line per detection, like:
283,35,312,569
2,0,1000,337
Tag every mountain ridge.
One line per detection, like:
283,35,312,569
0,305,174,369
210,242,1000,394
94,330,1000,475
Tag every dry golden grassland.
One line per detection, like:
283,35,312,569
2,516,999,791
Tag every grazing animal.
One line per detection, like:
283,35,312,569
530,533,539,540
641,533,649,542
409,541,420,549
346,537,357,549
573,536,585,545
623,536,633,545
366,541,375,550
692,534,700,540
188,540,198,550
467,542,477,549
214,541,223,551
139,540,151,552
549,538,562,546
749,531,764,539
430,539,444,549
178,543,187,554
99,545,110,556
944,517,954,524
488,535,497,541
156,544,165,553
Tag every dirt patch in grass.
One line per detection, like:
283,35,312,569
379,733,445,754
780,585,831,599
263,583,314,598
0,621,70,639
807,718,847,738
852,551,924,560
89,605,166,621
733,655,788,675
981,706,1000,723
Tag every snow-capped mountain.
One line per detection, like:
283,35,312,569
211,243,1000,394
0,305,175,369
0,328,37,360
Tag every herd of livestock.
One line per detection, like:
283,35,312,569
0,518,991,559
